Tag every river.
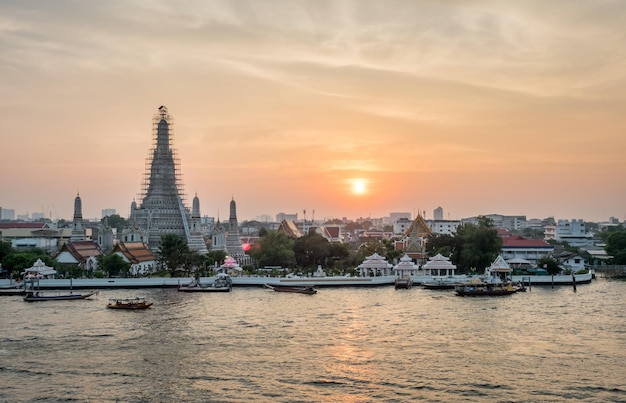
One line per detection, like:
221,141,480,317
1,279,625,402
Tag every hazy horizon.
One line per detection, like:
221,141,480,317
2,1,625,223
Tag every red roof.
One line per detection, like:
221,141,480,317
502,237,551,248
0,222,48,229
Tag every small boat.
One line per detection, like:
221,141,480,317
178,273,232,292
0,285,27,296
23,291,97,302
264,284,317,295
107,297,153,310
454,280,521,297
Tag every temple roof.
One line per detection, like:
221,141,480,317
277,220,303,238
422,253,457,270
357,252,393,269
113,242,155,264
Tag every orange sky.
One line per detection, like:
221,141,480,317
1,1,625,223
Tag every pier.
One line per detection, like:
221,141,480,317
593,265,626,279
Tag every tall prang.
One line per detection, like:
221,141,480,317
130,106,207,254
226,197,244,257
70,193,86,241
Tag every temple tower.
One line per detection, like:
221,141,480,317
130,106,206,253
187,194,208,253
70,193,86,241
226,198,244,257
211,219,227,252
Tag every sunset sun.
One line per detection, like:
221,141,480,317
352,179,367,195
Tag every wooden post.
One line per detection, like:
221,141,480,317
572,274,576,292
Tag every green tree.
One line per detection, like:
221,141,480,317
0,240,13,264
249,231,295,268
204,250,227,274
537,256,561,275
425,233,462,262
355,240,387,264
102,214,127,231
598,225,625,243
1,251,57,279
328,242,351,272
605,231,626,264
454,217,502,272
294,233,331,269
157,234,192,277
98,253,131,277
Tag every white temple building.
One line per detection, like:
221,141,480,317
393,254,420,278
422,253,457,277
356,252,394,277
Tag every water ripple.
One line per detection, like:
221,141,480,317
0,282,624,402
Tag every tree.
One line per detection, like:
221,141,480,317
328,242,351,272
102,214,127,231
598,225,625,243
425,233,461,262
0,240,12,263
352,239,402,268
294,233,331,269
454,217,502,272
537,256,561,275
157,234,192,277
249,231,295,268
204,250,227,273
605,231,626,264
1,251,57,279
98,253,131,277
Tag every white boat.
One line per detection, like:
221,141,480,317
511,272,593,285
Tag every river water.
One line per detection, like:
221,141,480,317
1,279,625,402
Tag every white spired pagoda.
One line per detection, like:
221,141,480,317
129,106,207,254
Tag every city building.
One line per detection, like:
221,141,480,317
0,222,69,253
433,207,443,221
392,217,412,235
276,212,298,222
387,212,411,225
544,219,593,247
501,234,554,265
426,219,461,235
463,214,527,231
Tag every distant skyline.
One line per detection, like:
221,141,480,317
1,1,625,223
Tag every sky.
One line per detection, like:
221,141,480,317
1,0,625,223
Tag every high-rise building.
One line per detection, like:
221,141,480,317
2,208,15,220
433,207,443,221
130,106,207,253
